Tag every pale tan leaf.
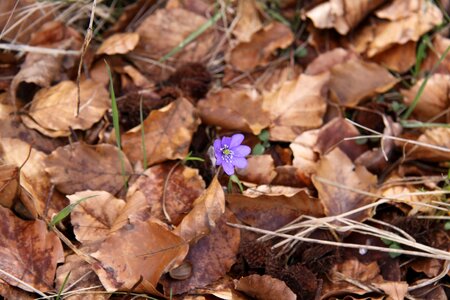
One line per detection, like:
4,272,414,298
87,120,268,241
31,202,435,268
312,148,377,222
235,274,296,300
372,281,408,300
306,0,386,35
229,22,293,72
198,88,270,135
0,206,63,292
236,155,277,185
174,175,225,243
96,32,139,55
262,72,329,141
421,34,450,74
122,98,200,166
0,164,18,209
22,80,110,137
405,128,450,162
68,191,127,243
375,0,421,20
91,219,188,293
233,0,262,42
45,142,132,195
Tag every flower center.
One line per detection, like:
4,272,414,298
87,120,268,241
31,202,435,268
220,145,234,163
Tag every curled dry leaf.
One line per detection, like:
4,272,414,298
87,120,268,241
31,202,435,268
401,74,450,122
197,88,270,135
22,80,110,137
235,274,296,300
96,32,139,55
233,0,262,42
290,129,320,180
372,281,408,300
405,128,450,162
227,188,323,230
174,175,225,243
91,219,188,294
164,210,240,295
122,98,200,166
353,1,442,57
0,206,64,292
56,254,107,300
312,148,377,222
45,142,132,195
229,22,294,72
0,138,66,219
371,41,417,73
306,0,385,35
124,163,205,226
68,191,127,243
236,155,277,185
262,72,329,141
0,164,18,209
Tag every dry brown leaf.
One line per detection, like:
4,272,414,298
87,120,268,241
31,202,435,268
45,142,132,195
0,138,66,219
421,34,450,74
0,280,35,300
0,164,18,209
229,22,294,72
55,254,107,300
405,128,450,162
235,274,296,300
198,88,270,135
164,210,240,295
306,0,385,35
233,0,262,42
290,129,320,179
227,189,323,230
312,148,377,222
0,206,63,292
371,41,417,73
372,281,408,300
174,175,225,243
21,80,110,137
96,32,139,55
262,72,329,141
91,219,188,293
410,258,443,277
375,0,422,20
123,163,205,226
68,191,127,243
305,48,358,76
236,155,277,185
122,98,200,166
353,1,442,57
401,74,450,122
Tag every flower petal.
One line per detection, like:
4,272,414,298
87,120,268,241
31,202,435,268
222,136,232,147
232,157,248,169
222,161,235,175
215,152,223,165
230,134,244,148
213,138,222,152
232,145,251,157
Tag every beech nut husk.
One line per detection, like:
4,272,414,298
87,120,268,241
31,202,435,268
169,261,192,280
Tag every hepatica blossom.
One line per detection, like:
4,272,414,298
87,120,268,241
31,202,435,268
214,133,251,175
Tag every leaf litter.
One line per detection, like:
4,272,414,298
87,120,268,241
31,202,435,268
0,0,449,299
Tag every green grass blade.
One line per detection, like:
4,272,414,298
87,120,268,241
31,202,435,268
56,271,71,300
105,60,128,188
400,120,450,128
50,195,97,227
139,96,148,169
159,10,222,62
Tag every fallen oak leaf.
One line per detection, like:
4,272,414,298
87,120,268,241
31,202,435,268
235,274,296,300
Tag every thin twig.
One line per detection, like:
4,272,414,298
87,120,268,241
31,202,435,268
0,43,80,55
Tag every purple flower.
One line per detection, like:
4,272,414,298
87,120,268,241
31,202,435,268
213,133,251,176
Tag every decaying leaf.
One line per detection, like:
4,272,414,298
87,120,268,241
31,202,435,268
22,80,110,137
96,32,139,55
0,206,64,292
122,98,200,166
353,0,442,57
45,142,132,195
124,163,205,225
306,0,385,35
312,148,377,222
236,155,277,185
262,72,329,141
198,88,270,135
405,127,450,162
235,274,296,300
164,210,240,295
68,191,126,243
372,281,408,300
174,175,225,243
0,164,18,209
229,22,294,72
290,129,320,180
371,41,417,73
421,34,450,74
91,219,188,293
233,0,262,42
401,74,450,122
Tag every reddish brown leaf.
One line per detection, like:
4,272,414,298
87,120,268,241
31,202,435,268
235,274,296,300
0,164,18,209
96,32,139,55
0,206,63,292
122,98,200,166
236,155,277,185
45,142,132,195
371,41,417,73
233,0,263,42
312,148,377,222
